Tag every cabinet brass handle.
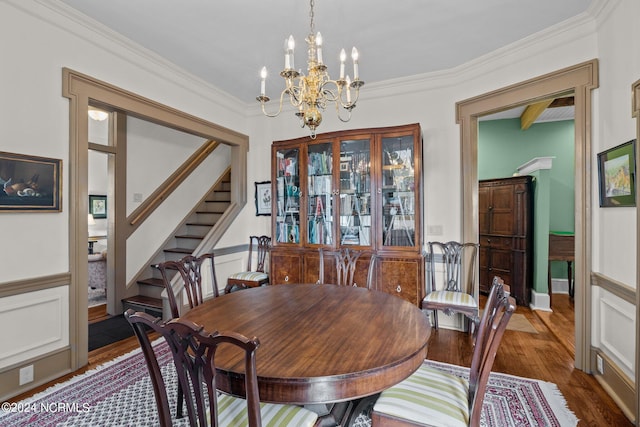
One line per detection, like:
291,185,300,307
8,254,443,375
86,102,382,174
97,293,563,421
284,275,289,282
396,285,402,293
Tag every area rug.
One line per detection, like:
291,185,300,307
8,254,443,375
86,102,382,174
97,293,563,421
87,286,106,307
1,341,577,427
480,311,538,333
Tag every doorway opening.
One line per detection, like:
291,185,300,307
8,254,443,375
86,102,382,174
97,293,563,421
456,59,598,371
477,100,576,357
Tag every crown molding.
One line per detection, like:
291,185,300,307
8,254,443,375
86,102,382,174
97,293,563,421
313,5,600,104
11,0,246,116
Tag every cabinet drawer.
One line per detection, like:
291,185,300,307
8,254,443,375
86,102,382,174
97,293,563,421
270,252,303,284
378,257,422,306
480,235,512,250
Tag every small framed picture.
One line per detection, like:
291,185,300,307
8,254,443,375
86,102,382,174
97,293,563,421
255,181,271,216
0,151,62,212
340,162,350,172
89,194,107,218
597,139,636,207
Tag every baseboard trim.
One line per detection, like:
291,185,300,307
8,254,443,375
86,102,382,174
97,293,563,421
590,347,636,423
0,347,72,402
530,289,551,311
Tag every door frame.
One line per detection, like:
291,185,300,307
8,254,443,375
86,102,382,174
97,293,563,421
63,68,248,369
456,59,599,371
632,77,640,424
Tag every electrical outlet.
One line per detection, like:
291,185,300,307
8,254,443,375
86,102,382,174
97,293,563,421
19,365,34,385
133,193,143,203
596,354,604,374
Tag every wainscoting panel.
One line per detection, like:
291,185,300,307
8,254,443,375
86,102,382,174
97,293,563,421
0,285,69,370
600,294,635,374
213,252,246,288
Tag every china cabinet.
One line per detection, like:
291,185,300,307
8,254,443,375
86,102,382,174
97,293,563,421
270,123,424,305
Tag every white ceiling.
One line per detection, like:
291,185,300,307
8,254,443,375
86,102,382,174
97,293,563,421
59,0,593,105
480,105,575,122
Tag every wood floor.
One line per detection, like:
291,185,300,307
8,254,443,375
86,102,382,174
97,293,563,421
11,296,634,426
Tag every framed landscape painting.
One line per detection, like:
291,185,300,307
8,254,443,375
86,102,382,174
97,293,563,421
0,151,62,212
598,139,636,207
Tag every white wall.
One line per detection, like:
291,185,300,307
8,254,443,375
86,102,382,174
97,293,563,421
0,0,248,372
589,0,640,380
0,0,249,284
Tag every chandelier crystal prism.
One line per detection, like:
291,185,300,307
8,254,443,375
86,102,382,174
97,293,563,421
257,0,364,138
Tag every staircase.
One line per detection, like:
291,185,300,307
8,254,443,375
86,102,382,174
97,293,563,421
122,173,231,317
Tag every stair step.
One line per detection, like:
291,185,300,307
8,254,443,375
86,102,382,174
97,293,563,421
186,222,215,227
174,234,204,240
122,295,163,315
196,209,225,214
163,247,193,254
137,277,165,288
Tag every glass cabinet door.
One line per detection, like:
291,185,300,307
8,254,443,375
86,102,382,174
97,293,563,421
339,138,372,246
306,142,333,245
275,147,301,244
381,134,416,247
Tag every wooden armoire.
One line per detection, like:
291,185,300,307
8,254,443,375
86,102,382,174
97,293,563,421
478,176,533,305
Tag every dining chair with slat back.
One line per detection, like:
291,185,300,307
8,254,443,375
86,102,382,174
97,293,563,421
225,235,271,293
157,253,218,319
318,247,376,289
422,241,480,333
125,310,319,427
371,276,516,427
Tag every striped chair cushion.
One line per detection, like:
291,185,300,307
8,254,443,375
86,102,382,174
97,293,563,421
215,393,318,427
228,271,269,282
423,290,477,308
373,363,469,427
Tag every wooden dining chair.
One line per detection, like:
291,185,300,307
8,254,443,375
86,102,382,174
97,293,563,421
157,252,218,319
225,235,271,293
318,248,376,289
124,309,320,427
422,241,480,332
371,276,516,427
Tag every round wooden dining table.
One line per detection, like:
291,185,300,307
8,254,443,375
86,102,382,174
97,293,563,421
181,283,431,405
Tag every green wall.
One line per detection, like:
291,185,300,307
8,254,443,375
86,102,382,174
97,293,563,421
478,118,574,286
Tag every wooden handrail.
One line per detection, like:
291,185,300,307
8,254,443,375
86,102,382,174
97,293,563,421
126,139,221,236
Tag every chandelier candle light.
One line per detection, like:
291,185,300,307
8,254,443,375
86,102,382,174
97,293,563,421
257,0,364,138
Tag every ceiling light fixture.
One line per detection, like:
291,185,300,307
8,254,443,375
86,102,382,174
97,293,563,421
257,0,364,138
88,108,108,121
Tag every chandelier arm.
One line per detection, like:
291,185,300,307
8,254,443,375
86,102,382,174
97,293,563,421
259,89,290,118
287,85,303,107
334,101,353,123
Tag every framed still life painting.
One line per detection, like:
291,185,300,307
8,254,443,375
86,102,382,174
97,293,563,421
598,139,636,207
0,151,62,212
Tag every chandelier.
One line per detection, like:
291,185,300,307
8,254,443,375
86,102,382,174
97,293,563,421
257,0,364,138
